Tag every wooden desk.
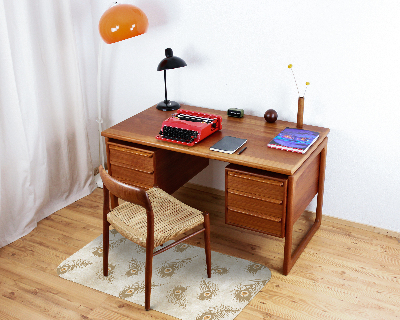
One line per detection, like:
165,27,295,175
102,104,329,275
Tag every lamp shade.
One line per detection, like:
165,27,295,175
157,48,187,71
99,4,148,44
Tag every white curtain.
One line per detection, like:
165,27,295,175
0,0,96,247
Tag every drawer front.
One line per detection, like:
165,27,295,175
227,191,284,221
226,208,283,237
109,144,154,173
111,164,154,190
226,170,285,201
225,164,287,238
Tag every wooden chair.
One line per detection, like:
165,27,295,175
99,166,211,311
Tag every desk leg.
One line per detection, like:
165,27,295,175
283,144,327,275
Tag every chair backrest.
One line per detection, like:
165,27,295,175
99,165,152,212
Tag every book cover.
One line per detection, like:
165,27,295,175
267,127,319,154
210,136,247,154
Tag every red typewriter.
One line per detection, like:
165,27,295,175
156,109,222,146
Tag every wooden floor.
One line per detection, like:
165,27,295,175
1,184,400,320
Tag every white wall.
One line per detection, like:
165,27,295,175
80,0,400,233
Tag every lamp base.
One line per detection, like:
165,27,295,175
156,100,180,111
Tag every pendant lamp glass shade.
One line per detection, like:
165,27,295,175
99,4,148,44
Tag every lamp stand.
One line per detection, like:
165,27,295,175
95,40,106,188
157,70,180,111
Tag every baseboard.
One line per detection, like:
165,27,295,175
182,183,400,240
322,215,400,239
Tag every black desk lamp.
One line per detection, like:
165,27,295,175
156,48,187,111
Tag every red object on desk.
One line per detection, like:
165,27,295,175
156,109,222,146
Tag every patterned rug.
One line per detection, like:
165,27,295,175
57,230,271,320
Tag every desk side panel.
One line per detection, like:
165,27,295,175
290,139,327,222
154,150,209,194
292,155,320,222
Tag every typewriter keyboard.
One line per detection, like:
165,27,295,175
159,126,199,144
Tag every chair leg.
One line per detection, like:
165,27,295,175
103,220,110,276
145,245,153,311
203,212,211,278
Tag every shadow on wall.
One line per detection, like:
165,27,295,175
136,0,173,29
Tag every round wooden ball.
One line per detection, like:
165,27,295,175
264,109,278,123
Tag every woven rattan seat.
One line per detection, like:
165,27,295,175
107,187,204,248
99,166,211,311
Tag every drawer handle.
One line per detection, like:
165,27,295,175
228,190,283,205
110,145,153,158
229,207,282,222
228,172,283,187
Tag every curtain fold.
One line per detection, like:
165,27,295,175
0,0,96,248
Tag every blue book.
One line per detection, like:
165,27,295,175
267,127,319,154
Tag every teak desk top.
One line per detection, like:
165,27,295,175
102,104,330,175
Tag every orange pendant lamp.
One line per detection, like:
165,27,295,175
99,3,148,44
95,3,148,188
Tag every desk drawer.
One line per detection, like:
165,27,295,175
109,143,154,173
226,170,285,201
111,164,153,190
226,208,283,236
227,190,283,221
225,164,287,237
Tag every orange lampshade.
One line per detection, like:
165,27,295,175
99,4,148,44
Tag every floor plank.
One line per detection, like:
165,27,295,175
0,185,399,319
